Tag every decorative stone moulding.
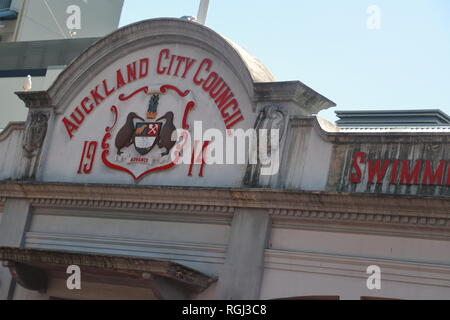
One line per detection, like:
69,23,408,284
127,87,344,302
30,197,235,216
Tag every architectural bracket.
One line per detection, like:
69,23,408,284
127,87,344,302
0,247,215,297
2,261,48,292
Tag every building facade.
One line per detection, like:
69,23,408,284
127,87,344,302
0,18,449,300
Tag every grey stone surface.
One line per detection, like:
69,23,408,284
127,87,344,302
0,199,31,299
216,208,271,300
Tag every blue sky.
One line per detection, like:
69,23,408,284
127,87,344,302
119,0,450,122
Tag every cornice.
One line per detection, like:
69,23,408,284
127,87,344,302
30,197,234,217
1,182,450,224
0,247,215,292
269,208,450,235
0,122,25,142
48,18,257,113
15,91,55,109
254,81,336,114
291,117,450,144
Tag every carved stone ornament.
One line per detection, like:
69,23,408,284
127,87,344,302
244,105,287,186
23,111,50,158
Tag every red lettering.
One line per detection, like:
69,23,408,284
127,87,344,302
70,107,85,125
446,161,450,185
182,58,196,78
199,141,210,177
214,87,234,110
62,117,79,139
209,79,226,99
400,160,423,185
367,160,390,184
157,49,170,75
224,109,241,125
174,56,186,77
193,58,212,85
221,99,239,118
77,141,88,173
202,72,219,91
167,55,176,75
226,115,244,129
84,141,97,173
78,141,97,174
350,152,365,183
90,86,104,106
127,61,137,83
116,69,126,89
422,160,445,185
139,58,149,78
102,79,115,96
188,140,210,177
80,97,94,114
390,160,399,184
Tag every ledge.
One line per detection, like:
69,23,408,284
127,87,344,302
15,91,54,109
254,81,336,115
0,121,25,142
1,181,450,215
292,117,450,143
0,247,215,295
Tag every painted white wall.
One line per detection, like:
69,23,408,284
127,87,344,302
270,227,450,265
10,0,124,41
281,123,333,190
261,262,450,300
40,44,257,188
0,127,25,180
26,209,230,276
261,227,450,299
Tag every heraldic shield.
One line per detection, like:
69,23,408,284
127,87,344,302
133,122,162,155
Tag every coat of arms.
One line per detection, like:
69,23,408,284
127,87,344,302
114,94,177,157
101,84,196,182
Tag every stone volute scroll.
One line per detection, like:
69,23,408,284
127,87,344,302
15,91,54,179
23,111,50,158
244,105,288,187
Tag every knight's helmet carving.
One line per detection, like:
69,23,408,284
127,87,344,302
147,94,160,119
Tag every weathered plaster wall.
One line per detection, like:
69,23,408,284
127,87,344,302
0,124,25,180
25,207,231,277
39,40,258,187
261,254,450,300
280,117,333,190
261,227,450,299
328,137,450,196
270,227,450,265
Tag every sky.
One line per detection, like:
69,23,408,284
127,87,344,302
119,1,449,122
